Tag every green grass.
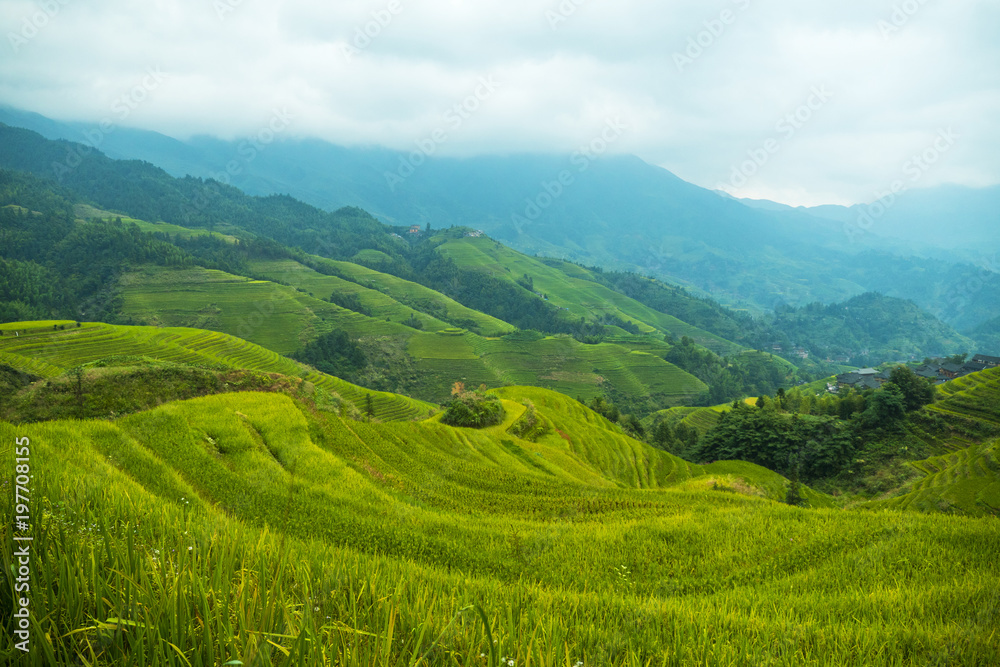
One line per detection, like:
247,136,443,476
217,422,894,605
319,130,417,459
121,264,711,408
644,405,726,435
863,440,1000,516
288,256,516,337
0,321,434,422
928,366,1000,426
2,378,998,665
74,205,240,243
438,236,744,354
121,265,414,354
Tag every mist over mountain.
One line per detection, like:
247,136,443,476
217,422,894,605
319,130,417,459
2,106,998,333
738,185,1000,260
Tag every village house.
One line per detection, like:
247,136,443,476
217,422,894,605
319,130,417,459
969,354,1000,368
937,362,965,379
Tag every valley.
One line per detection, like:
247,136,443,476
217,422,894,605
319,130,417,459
1,121,998,666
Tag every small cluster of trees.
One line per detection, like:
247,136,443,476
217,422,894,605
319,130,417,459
441,382,506,428
665,336,790,405
582,396,645,439
692,365,937,483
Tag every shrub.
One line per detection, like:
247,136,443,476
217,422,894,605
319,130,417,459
441,389,505,428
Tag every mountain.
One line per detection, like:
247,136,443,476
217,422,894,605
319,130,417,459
770,292,976,365
738,184,1000,258
1,126,989,398
5,107,998,331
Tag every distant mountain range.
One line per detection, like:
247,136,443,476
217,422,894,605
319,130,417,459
734,186,1000,258
2,105,998,333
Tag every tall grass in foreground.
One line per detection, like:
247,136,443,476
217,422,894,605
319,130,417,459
1,398,999,666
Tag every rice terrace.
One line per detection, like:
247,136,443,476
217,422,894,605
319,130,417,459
3,2,1000,663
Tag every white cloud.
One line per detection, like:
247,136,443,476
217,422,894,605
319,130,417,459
0,0,996,206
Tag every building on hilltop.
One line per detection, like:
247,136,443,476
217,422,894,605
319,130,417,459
969,354,1000,368
937,362,965,379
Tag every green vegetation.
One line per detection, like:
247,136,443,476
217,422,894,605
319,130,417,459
769,293,974,367
2,350,999,664
693,364,1000,512
0,321,434,423
440,383,506,428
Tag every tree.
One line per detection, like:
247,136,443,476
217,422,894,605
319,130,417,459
441,386,505,428
859,382,906,430
888,366,935,411
785,479,805,507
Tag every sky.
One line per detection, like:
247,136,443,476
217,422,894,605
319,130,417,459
1,0,998,206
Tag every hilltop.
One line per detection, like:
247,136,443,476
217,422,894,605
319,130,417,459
2,111,998,330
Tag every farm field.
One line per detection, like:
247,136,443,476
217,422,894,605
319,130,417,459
121,265,411,353
118,263,711,407
2,363,999,665
266,256,517,337
0,320,434,422
437,236,745,355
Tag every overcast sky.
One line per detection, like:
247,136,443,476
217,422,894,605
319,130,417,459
2,0,998,206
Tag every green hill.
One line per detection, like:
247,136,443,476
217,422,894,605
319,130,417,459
0,320,433,422
1,346,998,665
437,235,743,355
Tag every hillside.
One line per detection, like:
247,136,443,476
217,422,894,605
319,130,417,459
3,112,998,330
860,367,1000,515
0,320,433,422
0,131,989,414
770,292,975,365
2,334,998,664
0,165,769,412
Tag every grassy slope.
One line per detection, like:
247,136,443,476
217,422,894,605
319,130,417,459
438,236,745,355
280,256,517,337
1,380,997,665
119,264,707,406
860,367,1000,516
0,320,433,422
75,206,241,243
121,265,412,353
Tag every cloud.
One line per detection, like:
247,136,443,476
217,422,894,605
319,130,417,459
0,0,997,206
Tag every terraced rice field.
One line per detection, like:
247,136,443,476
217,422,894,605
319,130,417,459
3,379,997,665
248,259,458,333
866,440,1000,515
0,321,433,421
298,256,516,336
644,405,725,434
121,262,712,407
928,366,1000,425
439,236,744,354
